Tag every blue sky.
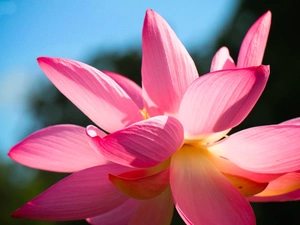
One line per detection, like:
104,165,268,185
0,0,238,157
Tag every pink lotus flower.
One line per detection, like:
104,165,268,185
8,9,300,225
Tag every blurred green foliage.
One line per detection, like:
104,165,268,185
2,0,300,224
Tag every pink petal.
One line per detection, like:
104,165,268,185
87,116,184,168
170,145,255,225
206,151,281,183
109,168,170,200
142,10,199,116
237,11,271,67
129,187,174,225
210,47,236,71
103,71,144,109
37,57,144,133
211,125,300,173
280,117,300,125
179,66,269,140
12,164,132,221
248,188,300,202
255,172,300,197
87,198,141,225
8,125,108,172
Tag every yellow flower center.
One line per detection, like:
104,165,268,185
125,108,269,199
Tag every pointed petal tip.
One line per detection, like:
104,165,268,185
37,57,61,68
237,11,271,68
8,139,24,161
143,9,165,32
146,9,154,14
11,211,19,218
219,46,230,53
7,149,12,157
143,9,159,30
256,65,270,79
210,46,236,71
11,206,30,219
263,10,272,20
37,56,53,64
37,56,45,62
260,10,272,30
144,9,153,22
145,9,156,18
7,145,16,159
256,10,272,27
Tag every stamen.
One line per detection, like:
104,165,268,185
140,107,149,119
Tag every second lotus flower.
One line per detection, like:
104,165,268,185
9,9,300,225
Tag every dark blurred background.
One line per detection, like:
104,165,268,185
1,0,300,224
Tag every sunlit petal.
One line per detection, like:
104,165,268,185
211,125,300,173
8,125,108,172
170,145,255,225
237,11,271,67
279,117,300,126
179,66,269,140
210,47,236,71
38,57,144,133
103,71,144,109
142,9,198,116
87,116,184,168
206,151,281,183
